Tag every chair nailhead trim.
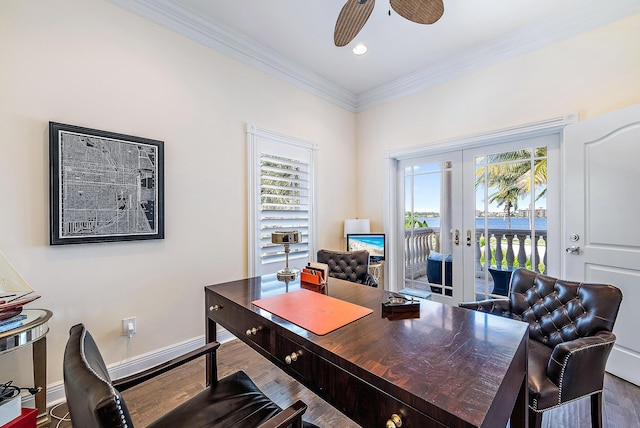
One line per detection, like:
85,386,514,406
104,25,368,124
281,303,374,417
555,339,614,406
530,389,604,413
80,328,129,428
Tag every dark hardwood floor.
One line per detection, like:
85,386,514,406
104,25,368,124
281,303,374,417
50,339,640,427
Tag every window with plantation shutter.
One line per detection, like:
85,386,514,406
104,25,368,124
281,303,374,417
247,125,316,277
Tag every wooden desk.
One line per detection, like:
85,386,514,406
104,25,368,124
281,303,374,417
0,309,52,428
205,276,528,428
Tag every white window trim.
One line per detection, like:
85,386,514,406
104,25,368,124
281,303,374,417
247,124,318,277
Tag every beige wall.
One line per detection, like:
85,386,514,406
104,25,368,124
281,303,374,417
0,0,356,386
356,13,640,227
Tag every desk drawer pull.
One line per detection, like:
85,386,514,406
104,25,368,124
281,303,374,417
209,304,222,311
284,351,302,365
386,414,402,428
246,326,262,336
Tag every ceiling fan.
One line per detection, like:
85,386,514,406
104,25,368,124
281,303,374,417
334,0,444,47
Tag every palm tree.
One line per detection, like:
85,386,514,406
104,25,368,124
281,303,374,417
476,148,547,228
488,181,520,228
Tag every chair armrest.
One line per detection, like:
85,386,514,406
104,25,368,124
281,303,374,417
458,299,512,317
113,341,221,392
547,331,616,403
257,400,308,428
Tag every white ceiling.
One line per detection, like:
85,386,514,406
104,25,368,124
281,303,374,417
110,0,640,112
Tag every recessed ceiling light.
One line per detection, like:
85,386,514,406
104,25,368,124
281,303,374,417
352,43,368,55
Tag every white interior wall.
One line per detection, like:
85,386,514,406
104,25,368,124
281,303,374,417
0,0,356,387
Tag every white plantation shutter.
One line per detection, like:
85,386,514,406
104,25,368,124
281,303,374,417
247,125,316,276
259,153,309,265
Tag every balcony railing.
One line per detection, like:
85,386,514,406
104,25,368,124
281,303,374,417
404,228,438,279
404,227,547,281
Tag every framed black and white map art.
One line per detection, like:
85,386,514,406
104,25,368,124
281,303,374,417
49,122,165,245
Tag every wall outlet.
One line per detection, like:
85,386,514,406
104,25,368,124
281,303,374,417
122,317,136,337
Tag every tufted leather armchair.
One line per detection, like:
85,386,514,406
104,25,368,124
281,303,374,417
459,268,622,428
316,249,378,287
63,323,315,428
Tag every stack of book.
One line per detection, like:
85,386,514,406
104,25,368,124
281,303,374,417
0,314,27,334
0,294,40,324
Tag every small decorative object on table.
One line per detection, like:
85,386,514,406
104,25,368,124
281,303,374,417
382,294,420,314
1,249,40,322
271,231,301,281
300,262,328,294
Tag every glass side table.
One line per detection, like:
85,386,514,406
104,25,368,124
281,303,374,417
1,309,53,428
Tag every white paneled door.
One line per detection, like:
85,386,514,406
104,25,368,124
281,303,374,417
563,103,640,386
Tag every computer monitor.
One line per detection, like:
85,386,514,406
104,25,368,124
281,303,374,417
346,233,385,262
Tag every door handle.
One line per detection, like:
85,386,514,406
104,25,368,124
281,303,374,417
466,229,472,247
565,246,580,255
454,229,459,246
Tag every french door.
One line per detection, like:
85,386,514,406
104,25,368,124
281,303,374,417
389,122,561,304
400,152,463,304
463,134,560,301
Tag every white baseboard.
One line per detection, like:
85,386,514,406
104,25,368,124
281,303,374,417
23,329,236,409
607,345,640,387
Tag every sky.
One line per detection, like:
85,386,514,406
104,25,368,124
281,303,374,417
406,168,547,214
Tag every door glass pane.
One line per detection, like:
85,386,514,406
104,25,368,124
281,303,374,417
403,161,453,298
474,148,548,299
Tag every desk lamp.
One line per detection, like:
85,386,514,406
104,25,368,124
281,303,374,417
271,231,301,281
343,218,370,237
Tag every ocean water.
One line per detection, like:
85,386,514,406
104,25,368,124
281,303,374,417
418,217,547,230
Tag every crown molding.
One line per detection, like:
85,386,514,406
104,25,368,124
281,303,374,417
108,0,358,112
357,2,640,112
109,0,640,113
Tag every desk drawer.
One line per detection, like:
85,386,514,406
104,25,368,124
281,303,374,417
207,293,271,352
274,335,445,428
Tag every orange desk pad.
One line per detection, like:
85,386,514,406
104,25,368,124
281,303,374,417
252,289,373,336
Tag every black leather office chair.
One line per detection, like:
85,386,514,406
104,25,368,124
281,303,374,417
63,323,314,428
459,268,622,428
316,249,378,287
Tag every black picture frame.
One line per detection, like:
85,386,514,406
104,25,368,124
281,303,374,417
49,122,165,245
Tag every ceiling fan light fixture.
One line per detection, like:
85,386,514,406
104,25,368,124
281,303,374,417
352,43,368,55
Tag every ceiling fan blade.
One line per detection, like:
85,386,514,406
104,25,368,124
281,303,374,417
334,0,376,47
390,0,444,25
